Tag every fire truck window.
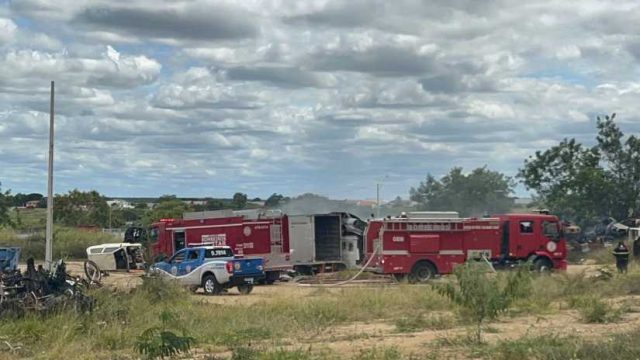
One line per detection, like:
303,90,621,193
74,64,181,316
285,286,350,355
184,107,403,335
543,221,559,237
519,221,534,233
170,251,186,264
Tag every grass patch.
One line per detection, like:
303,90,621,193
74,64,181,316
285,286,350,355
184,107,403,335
0,226,117,259
0,281,452,359
394,313,456,332
568,295,624,323
479,328,640,360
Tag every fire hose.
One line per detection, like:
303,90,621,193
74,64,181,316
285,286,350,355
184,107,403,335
294,245,381,287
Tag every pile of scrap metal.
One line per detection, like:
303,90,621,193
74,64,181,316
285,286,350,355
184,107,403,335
0,247,97,318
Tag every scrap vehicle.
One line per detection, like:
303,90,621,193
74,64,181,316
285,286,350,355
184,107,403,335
86,243,146,273
149,245,264,295
148,210,367,281
363,211,568,282
0,247,21,272
1,252,95,317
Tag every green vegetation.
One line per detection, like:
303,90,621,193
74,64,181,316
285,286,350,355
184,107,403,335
519,113,640,225
135,310,196,359
0,280,452,359
0,182,13,228
394,313,456,332
0,227,117,259
479,330,640,360
568,295,624,323
436,262,532,342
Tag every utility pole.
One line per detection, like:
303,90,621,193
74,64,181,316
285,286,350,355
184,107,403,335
45,81,54,268
376,183,380,218
376,175,389,218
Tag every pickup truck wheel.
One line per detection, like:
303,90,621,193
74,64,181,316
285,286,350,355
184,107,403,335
202,275,222,295
409,262,436,283
237,284,253,295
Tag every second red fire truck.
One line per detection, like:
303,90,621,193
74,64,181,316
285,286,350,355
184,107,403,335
363,211,567,282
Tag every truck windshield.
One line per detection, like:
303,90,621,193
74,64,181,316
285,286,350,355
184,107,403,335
205,248,233,258
543,221,560,240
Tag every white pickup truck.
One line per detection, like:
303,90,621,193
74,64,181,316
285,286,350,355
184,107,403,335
149,246,265,295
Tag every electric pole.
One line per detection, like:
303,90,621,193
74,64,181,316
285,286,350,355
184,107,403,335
45,81,55,267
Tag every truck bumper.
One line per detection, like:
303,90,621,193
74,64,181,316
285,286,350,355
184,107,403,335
228,274,265,287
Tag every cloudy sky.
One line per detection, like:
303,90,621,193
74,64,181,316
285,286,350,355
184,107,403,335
1,0,639,200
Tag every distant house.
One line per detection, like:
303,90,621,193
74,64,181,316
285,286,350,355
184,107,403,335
107,199,134,209
514,197,533,206
25,200,40,209
356,200,381,207
184,200,207,206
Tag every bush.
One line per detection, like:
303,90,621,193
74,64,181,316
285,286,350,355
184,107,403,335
568,295,623,323
436,262,532,342
136,310,196,360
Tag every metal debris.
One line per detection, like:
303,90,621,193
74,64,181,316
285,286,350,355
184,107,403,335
0,257,98,318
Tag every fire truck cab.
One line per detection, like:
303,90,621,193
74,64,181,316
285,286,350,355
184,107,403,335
364,212,567,282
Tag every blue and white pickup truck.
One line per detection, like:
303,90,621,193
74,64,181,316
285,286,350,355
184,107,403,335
149,246,265,295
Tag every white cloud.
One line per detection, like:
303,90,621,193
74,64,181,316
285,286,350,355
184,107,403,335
0,18,17,45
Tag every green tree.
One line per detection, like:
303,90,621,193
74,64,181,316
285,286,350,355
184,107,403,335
0,182,14,228
232,192,248,210
519,114,640,224
53,189,109,227
134,202,149,210
143,199,190,225
205,199,226,210
410,167,515,217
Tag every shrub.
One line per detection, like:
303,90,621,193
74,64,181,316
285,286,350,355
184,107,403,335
568,295,623,323
436,262,531,342
135,310,196,360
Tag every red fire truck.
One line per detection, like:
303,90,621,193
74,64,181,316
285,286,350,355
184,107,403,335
364,212,567,282
149,210,291,283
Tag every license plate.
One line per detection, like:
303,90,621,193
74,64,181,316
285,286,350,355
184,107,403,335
245,278,254,284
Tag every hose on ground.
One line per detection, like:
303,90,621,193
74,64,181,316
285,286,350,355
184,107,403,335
295,245,381,287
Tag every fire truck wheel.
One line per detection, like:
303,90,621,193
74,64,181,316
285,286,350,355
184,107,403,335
237,284,253,295
410,261,436,283
533,258,553,273
202,274,222,295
